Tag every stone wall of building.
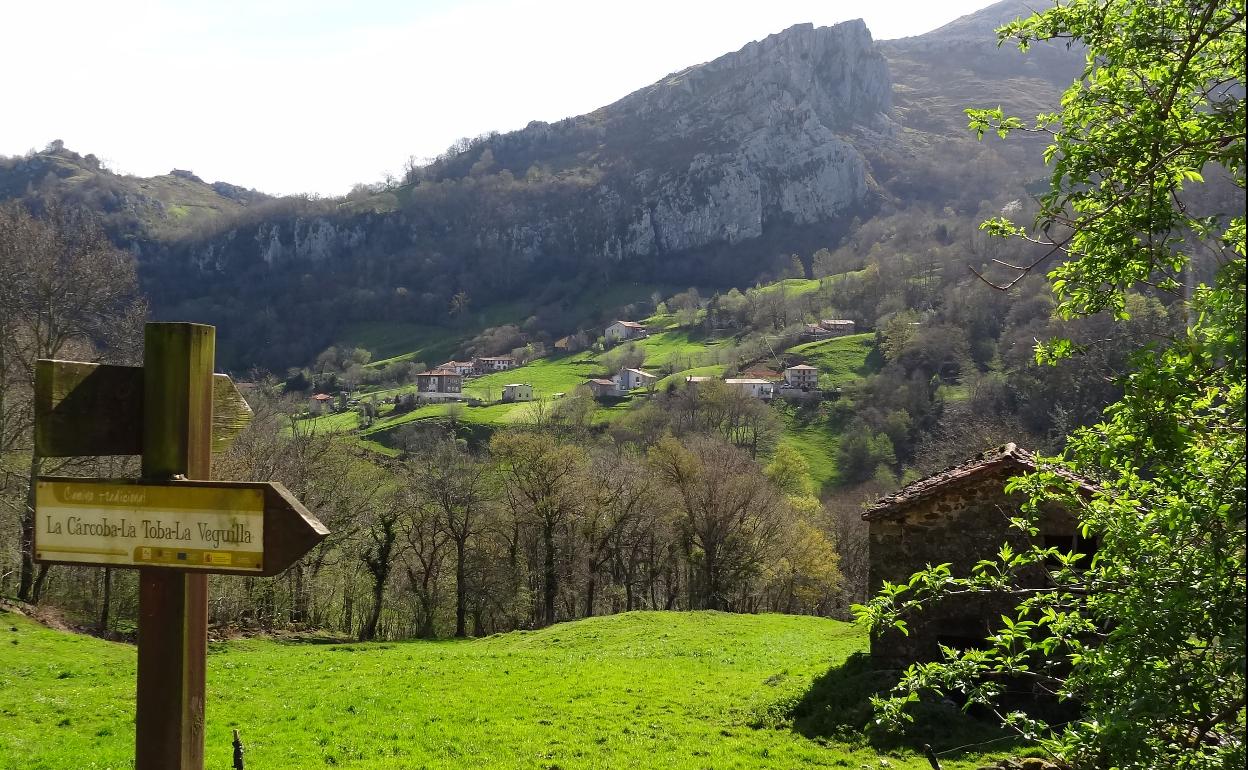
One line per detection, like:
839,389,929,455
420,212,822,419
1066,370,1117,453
867,467,1077,665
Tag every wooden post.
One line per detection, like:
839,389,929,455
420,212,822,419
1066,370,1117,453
136,322,215,770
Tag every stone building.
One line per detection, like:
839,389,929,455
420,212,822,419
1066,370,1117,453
863,444,1094,665
416,369,464,399
502,383,533,402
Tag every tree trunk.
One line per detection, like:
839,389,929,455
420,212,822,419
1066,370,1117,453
98,567,112,635
359,575,386,641
585,572,596,618
454,538,467,638
31,563,50,605
542,520,557,626
17,455,40,602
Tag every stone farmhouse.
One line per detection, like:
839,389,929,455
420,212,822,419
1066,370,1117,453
863,444,1094,665
605,320,647,342
474,355,515,374
802,322,832,340
585,378,620,399
416,369,464,400
502,383,533,402
819,319,855,336
309,392,334,414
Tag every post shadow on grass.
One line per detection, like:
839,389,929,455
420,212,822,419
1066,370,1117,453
785,652,1023,757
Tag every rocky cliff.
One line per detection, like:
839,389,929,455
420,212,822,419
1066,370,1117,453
176,19,890,271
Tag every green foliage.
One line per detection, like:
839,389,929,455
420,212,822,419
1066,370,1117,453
864,2,1247,767
835,426,896,485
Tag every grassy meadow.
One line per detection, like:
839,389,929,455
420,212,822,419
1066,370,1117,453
0,609,1006,770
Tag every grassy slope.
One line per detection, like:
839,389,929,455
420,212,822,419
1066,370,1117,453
786,333,877,388
0,610,996,770
778,407,843,491
778,334,879,491
462,356,602,401
339,283,669,371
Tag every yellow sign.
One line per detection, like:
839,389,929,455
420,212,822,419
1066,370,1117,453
35,480,264,571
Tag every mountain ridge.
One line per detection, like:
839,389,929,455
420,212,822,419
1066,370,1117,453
1,3,1083,369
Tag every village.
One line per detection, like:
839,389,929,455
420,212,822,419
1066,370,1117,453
305,317,857,415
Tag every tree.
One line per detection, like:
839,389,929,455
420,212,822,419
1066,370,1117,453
578,449,652,617
491,431,586,626
358,494,402,642
0,204,145,602
649,436,786,610
859,3,1245,767
409,439,492,637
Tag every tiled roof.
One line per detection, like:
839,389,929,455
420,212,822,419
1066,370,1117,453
862,443,1093,521
786,364,818,370
614,321,647,328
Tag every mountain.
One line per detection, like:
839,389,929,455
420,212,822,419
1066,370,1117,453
0,141,269,241
1,2,1084,370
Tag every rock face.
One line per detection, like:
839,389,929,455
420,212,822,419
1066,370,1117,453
177,19,890,270
599,20,891,256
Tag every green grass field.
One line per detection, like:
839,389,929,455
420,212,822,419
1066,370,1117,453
637,331,725,370
785,333,878,388
777,407,843,492
0,610,1004,770
462,356,603,401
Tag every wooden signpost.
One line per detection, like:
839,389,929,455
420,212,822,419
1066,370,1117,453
32,322,328,770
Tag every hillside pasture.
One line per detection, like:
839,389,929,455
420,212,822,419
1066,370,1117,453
786,333,878,388
0,610,1004,770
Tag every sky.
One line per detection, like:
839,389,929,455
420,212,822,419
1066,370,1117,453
0,0,995,197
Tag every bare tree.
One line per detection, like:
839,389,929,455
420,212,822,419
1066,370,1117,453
648,436,786,610
0,203,145,602
491,431,586,626
408,439,492,637
579,449,652,616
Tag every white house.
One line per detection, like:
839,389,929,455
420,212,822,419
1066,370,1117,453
605,320,647,342
474,356,515,374
502,383,533,402
724,378,775,400
615,368,658,391
784,364,819,389
440,360,475,376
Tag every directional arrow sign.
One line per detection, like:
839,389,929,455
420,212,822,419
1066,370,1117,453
35,360,253,457
35,477,328,577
